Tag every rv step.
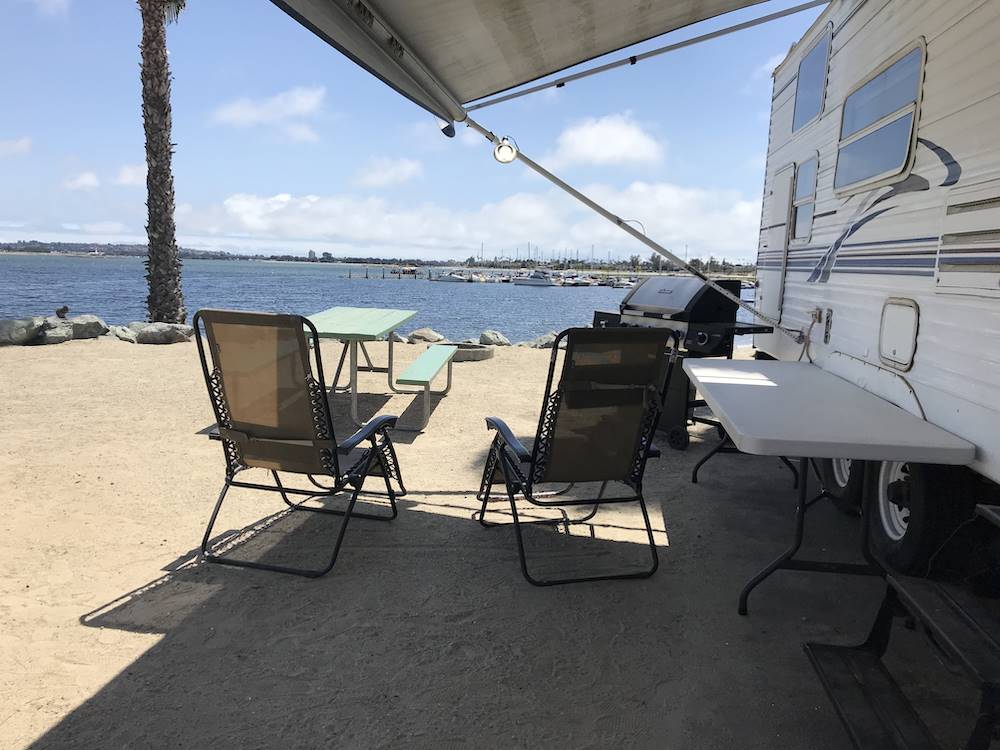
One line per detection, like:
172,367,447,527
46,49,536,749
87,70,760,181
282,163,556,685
888,574,1000,689
803,642,939,750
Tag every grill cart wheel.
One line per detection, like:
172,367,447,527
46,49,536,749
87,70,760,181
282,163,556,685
666,425,690,451
819,458,864,515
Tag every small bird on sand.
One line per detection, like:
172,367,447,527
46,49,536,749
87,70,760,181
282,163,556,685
56,305,69,319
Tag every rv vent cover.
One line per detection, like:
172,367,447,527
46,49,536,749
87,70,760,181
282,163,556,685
936,177,1000,297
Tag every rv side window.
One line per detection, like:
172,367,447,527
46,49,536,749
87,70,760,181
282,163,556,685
834,44,924,191
792,31,831,132
792,156,818,240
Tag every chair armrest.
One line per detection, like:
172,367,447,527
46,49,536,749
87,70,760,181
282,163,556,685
338,415,398,453
485,416,531,462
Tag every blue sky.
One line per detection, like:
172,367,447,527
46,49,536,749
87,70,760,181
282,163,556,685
0,0,822,262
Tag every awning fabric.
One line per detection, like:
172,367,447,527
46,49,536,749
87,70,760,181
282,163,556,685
271,0,765,122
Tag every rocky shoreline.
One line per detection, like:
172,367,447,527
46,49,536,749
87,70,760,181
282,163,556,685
0,315,561,349
0,314,194,346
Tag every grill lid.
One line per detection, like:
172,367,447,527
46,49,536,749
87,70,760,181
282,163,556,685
621,277,711,317
620,276,741,323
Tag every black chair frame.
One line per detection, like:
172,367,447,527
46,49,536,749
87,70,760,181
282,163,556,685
194,311,406,578
478,328,680,586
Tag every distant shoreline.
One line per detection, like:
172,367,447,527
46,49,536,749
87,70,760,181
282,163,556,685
0,251,756,279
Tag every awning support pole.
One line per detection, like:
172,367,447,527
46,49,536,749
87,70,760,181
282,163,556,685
464,116,804,343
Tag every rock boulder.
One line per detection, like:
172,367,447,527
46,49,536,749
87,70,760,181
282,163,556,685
135,322,193,345
408,327,445,343
110,325,137,343
479,329,511,346
0,316,45,346
389,331,409,344
39,323,74,344
529,331,558,349
68,314,109,340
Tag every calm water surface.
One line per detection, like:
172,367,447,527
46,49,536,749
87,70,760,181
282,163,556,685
1,254,633,341
0,253,754,343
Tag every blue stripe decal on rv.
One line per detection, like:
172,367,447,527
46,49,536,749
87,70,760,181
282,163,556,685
941,256,1000,265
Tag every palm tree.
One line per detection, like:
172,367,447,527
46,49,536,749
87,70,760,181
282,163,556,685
138,0,186,323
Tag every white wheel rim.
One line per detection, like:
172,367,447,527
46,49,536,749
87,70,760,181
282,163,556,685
877,461,910,542
831,458,853,488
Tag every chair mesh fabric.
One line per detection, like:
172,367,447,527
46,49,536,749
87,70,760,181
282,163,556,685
200,310,337,475
533,328,670,486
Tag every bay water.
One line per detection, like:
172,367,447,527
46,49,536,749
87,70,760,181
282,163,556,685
0,253,754,344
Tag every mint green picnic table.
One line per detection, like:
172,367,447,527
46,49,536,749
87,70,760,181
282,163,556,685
309,306,417,426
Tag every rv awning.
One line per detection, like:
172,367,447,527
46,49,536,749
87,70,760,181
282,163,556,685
271,0,765,122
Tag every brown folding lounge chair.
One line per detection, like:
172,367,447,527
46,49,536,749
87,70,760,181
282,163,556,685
478,327,678,586
193,309,406,577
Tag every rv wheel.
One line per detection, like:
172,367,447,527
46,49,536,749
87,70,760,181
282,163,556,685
819,458,864,514
867,462,947,574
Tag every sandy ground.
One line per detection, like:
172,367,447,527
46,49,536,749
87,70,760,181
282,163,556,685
0,336,979,748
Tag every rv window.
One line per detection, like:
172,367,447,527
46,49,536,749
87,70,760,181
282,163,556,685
835,112,914,189
841,48,922,138
834,43,924,192
792,156,818,240
792,32,831,131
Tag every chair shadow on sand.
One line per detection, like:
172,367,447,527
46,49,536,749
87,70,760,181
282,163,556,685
31,460,671,749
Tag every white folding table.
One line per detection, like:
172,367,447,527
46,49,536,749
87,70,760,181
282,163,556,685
683,359,976,615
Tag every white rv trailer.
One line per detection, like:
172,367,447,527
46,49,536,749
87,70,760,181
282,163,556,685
754,0,1000,567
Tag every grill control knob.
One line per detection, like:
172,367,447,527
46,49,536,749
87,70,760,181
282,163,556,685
695,331,710,346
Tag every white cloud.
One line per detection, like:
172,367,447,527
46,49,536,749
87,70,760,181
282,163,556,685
0,137,32,157
21,0,69,15
282,123,319,143
55,221,128,236
211,86,325,142
544,113,664,169
354,157,423,188
174,179,760,261
62,171,99,191
114,163,146,186
81,221,128,234
457,126,484,147
753,53,787,81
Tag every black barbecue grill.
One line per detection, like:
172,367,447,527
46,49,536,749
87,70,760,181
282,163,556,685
593,276,772,449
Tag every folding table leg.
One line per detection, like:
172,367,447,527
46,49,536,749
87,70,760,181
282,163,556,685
691,433,737,483
738,456,881,615
739,456,810,615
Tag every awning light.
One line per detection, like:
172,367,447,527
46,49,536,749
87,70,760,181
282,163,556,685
493,137,517,164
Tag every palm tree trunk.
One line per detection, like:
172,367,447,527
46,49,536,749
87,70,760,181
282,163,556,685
139,0,186,323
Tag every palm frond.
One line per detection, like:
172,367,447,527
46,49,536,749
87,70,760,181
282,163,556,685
165,0,186,24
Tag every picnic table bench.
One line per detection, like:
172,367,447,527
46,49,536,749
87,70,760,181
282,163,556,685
394,344,457,431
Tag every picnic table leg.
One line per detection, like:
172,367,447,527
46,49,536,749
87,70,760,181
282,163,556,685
386,334,405,394
348,340,363,427
738,456,809,615
331,342,350,392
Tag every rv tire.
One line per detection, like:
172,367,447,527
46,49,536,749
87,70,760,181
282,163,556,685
867,463,971,574
819,458,863,515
